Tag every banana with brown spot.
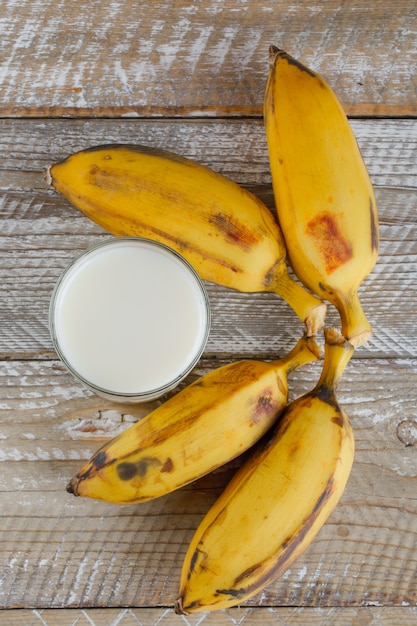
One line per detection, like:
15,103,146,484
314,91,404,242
264,47,379,345
67,335,320,504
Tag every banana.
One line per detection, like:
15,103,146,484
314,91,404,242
175,328,354,614
264,47,379,346
66,335,320,504
46,144,326,336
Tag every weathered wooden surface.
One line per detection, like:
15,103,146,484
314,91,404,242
1,0,417,624
0,0,416,117
2,606,417,626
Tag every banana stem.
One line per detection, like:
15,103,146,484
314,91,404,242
270,269,327,337
274,335,321,373
315,328,354,393
336,290,373,347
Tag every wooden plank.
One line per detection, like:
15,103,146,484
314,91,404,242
2,606,417,626
0,118,416,359
0,357,416,609
0,0,416,117
0,118,416,191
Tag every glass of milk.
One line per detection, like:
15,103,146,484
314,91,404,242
49,237,211,402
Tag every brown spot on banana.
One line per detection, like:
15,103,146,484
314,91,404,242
251,391,278,425
66,448,109,494
161,457,174,473
116,457,162,481
305,212,352,274
318,281,334,296
313,384,340,410
277,375,286,396
70,196,245,278
370,197,379,252
116,462,138,481
209,213,262,251
92,450,108,468
332,415,345,428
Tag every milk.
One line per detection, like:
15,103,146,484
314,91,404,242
50,238,210,401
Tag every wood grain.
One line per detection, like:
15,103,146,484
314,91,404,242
0,0,416,117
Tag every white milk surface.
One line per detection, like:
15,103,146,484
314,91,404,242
52,240,208,394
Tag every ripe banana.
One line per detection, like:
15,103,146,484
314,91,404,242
46,144,326,336
175,327,354,614
66,335,320,504
264,47,379,346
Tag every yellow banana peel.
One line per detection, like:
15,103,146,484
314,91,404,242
264,47,379,346
67,335,320,504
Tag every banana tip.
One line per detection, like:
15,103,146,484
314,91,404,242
66,477,79,496
268,44,284,66
174,597,187,615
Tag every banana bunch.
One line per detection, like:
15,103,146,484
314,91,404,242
264,46,379,346
66,335,320,503
46,144,326,336
50,47,378,613
175,328,354,614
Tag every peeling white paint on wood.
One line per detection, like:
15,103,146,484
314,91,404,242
57,411,141,440
0,0,416,115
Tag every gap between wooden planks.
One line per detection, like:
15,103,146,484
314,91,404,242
2,606,417,625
